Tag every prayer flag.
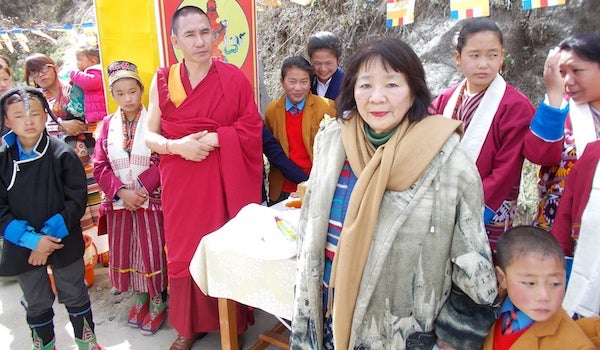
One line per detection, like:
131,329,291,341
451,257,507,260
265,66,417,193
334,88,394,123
12,30,30,52
0,31,14,53
522,0,565,10
450,0,489,20
81,22,99,46
386,0,416,27
30,29,57,44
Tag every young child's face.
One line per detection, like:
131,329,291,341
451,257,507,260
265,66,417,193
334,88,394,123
310,49,339,84
454,30,504,94
76,53,96,71
110,78,143,115
280,67,311,105
497,253,566,322
4,98,47,144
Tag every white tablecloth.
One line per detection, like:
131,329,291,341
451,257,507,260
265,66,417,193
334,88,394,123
190,203,300,320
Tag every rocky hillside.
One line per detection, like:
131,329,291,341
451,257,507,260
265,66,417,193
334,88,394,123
256,0,599,224
0,0,94,79
258,0,599,103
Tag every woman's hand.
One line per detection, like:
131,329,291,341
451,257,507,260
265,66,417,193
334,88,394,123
543,47,564,108
59,119,87,136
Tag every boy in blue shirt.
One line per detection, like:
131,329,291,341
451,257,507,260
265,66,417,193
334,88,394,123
482,226,594,349
0,87,103,350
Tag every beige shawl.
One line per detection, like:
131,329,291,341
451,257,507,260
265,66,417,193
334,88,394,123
331,112,462,349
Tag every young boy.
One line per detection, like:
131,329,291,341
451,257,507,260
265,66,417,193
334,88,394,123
264,56,335,204
0,87,103,350
482,226,594,349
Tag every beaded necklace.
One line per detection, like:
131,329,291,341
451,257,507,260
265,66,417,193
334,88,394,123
121,106,142,153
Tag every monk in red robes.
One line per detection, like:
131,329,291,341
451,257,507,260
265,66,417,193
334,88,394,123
145,6,263,350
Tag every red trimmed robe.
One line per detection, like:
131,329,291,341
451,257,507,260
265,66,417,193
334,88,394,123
431,83,535,250
552,140,600,256
156,60,263,336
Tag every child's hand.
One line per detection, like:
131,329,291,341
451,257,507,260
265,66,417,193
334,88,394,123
28,250,48,266
117,188,147,211
36,235,64,255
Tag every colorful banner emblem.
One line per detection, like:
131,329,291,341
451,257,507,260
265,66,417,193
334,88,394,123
386,0,416,27
450,0,490,20
522,0,565,10
156,0,258,98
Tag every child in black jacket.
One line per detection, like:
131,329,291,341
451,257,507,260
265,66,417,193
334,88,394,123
0,87,103,350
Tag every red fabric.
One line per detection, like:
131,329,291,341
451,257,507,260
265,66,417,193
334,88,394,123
156,60,262,333
529,116,579,231
107,207,167,298
283,110,311,192
552,140,600,256
523,128,564,167
492,318,527,350
168,276,254,337
431,83,535,248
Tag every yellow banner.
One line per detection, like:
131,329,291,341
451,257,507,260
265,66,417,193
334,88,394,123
94,0,160,113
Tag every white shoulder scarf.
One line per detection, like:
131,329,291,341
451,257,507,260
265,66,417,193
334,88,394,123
569,100,597,158
107,106,151,210
563,158,600,317
443,74,506,163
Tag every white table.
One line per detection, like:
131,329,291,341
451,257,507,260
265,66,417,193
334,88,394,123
190,202,300,349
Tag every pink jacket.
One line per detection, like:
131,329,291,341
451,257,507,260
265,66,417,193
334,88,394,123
70,64,107,123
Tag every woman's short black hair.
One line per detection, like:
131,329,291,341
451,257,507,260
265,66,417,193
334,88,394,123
559,32,600,65
336,37,431,124
307,31,342,60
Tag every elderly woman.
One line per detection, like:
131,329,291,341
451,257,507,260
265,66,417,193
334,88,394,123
290,37,498,350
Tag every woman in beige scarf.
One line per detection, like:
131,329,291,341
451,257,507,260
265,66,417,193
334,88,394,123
290,37,498,350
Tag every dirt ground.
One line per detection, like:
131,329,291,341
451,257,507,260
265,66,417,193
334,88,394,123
0,265,284,349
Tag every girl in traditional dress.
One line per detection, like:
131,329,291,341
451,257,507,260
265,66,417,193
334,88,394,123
93,61,168,335
430,18,535,251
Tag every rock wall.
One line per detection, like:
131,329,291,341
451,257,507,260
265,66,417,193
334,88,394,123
257,0,600,104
